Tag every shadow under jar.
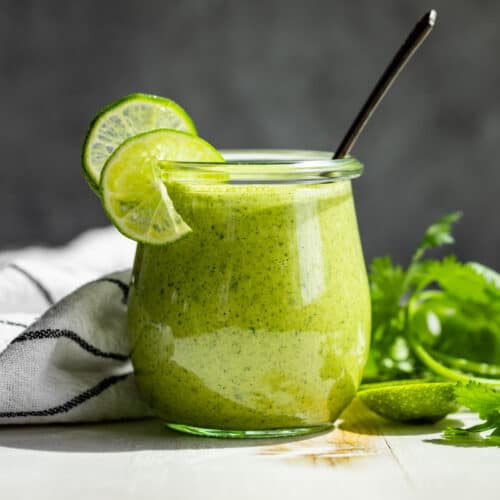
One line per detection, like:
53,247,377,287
128,150,371,438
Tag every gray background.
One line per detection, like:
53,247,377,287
1,0,499,268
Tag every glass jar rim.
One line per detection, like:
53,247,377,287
164,149,363,184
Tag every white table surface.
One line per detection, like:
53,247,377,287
0,400,497,500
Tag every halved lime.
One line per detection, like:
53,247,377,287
82,93,197,191
100,129,223,245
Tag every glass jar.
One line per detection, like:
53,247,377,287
128,150,370,438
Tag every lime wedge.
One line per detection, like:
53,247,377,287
101,129,223,245
82,93,197,192
357,380,458,423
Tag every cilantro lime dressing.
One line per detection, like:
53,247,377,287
128,179,370,430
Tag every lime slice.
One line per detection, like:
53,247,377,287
357,380,458,423
101,129,223,245
82,93,197,191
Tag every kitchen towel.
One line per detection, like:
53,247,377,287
0,227,152,424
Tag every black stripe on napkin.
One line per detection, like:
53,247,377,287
0,319,28,328
8,263,55,305
0,373,130,418
97,277,129,304
13,328,128,361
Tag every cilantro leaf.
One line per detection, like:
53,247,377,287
411,211,462,264
468,262,500,289
442,383,500,446
416,256,500,303
365,257,412,381
370,256,406,327
455,382,500,416
410,258,500,368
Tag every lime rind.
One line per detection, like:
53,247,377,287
82,93,197,192
100,129,224,245
357,380,458,423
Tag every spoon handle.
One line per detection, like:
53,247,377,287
333,10,437,159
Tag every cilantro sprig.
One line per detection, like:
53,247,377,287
366,211,500,383
365,212,500,445
366,212,464,381
443,383,500,446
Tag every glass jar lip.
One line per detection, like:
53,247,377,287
165,149,363,184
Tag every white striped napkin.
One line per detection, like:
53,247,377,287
0,227,152,424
